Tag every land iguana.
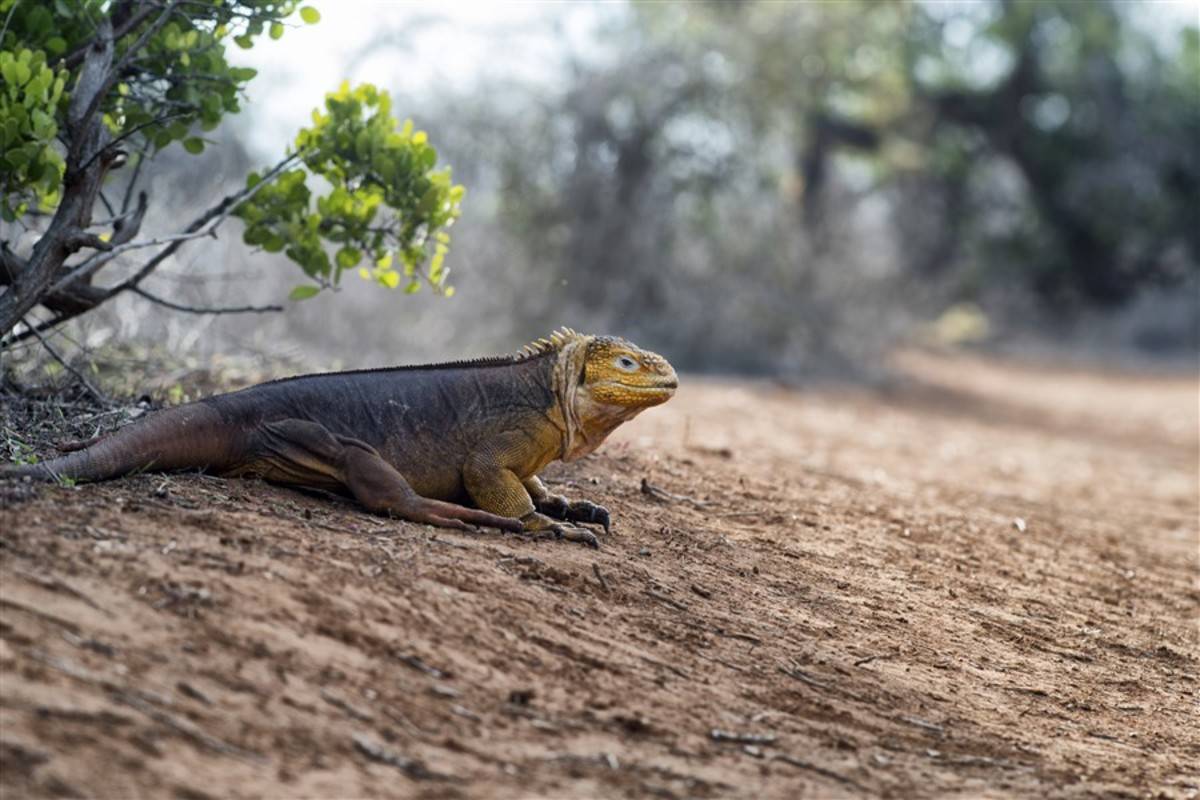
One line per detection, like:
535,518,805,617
1,329,677,547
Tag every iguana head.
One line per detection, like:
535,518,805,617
578,335,678,407
522,329,678,461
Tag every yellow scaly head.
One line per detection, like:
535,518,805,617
524,329,677,460
580,335,678,408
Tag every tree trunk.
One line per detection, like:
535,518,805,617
0,18,115,337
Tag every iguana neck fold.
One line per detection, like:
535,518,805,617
552,336,591,461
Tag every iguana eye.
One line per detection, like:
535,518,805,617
614,355,639,372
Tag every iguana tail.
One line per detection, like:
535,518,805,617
1,403,236,483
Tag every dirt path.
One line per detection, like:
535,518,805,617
2,351,1197,799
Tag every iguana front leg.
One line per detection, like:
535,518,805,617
464,443,599,548
523,476,611,534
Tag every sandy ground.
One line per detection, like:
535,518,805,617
1,350,1197,799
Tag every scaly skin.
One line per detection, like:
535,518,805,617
1,329,678,547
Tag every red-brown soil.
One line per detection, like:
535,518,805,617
1,350,1197,799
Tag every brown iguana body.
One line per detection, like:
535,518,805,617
2,329,677,547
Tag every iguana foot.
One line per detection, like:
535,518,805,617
521,511,600,549
536,495,611,534
408,498,524,533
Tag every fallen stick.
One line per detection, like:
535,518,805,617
714,629,762,646
352,732,447,780
778,665,833,691
773,753,866,791
899,715,946,736
592,563,610,593
644,589,688,612
711,729,777,745
640,478,712,509
321,688,375,722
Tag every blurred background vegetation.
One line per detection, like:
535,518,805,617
4,0,1197,387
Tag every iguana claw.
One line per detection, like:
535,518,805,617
537,496,611,534
552,523,600,549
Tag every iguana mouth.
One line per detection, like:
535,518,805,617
612,382,676,394
595,382,677,405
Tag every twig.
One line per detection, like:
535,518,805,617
352,732,448,781
427,533,472,550
0,1,19,45
711,729,776,745
321,688,375,722
645,588,688,612
592,563,610,593
395,653,447,679
640,477,712,509
120,145,148,215
128,286,284,315
773,753,866,790
55,3,160,71
21,316,106,402
47,151,304,299
899,715,946,736
778,664,833,691
78,111,190,174
713,629,762,646
72,0,184,153
854,651,896,667
177,682,213,706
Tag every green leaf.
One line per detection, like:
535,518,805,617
289,285,321,301
45,37,67,56
182,137,205,154
299,6,321,24
270,22,284,40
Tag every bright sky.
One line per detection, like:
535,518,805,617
229,1,615,159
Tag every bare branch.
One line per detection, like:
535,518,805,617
49,150,302,297
110,190,149,247
64,229,114,253
103,150,305,296
0,1,19,47
120,145,149,215
130,287,283,315
0,16,115,336
1,313,63,347
72,0,185,163
0,243,27,286
20,316,106,402
78,111,188,174
55,2,160,71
